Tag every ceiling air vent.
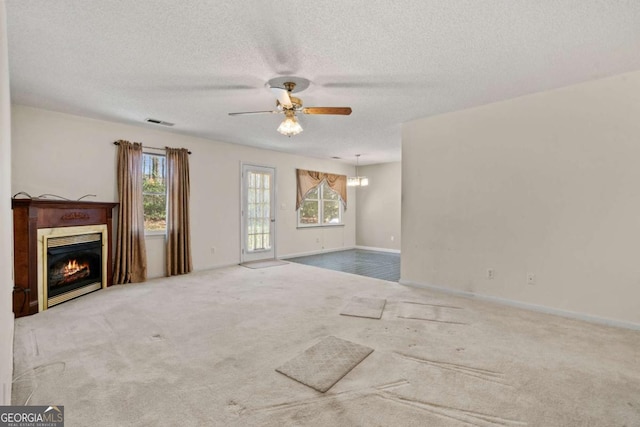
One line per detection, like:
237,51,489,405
145,118,174,127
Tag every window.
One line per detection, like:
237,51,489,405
298,180,343,227
142,153,167,232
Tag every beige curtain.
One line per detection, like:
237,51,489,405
165,147,192,276
114,140,147,283
296,169,347,210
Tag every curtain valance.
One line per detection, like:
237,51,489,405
296,169,347,210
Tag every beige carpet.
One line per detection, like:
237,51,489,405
11,263,640,426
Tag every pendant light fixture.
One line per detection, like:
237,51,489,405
347,154,369,187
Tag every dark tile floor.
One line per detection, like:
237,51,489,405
287,249,400,282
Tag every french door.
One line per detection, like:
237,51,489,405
241,164,276,262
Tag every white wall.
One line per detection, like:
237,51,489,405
0,0,14,405
355,162,401,251
402,70,640,326
11,105,356,278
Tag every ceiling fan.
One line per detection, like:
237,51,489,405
228,78,352,137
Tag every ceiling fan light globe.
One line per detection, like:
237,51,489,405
359,177,369,186
277,115,303,137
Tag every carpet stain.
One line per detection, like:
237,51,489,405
226,399,245,415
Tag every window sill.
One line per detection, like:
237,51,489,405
144,231,166,238
297,224,345,229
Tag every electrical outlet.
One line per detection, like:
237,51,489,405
527,273,536,285
316,237,320,243
390,235,395,242
487,268,494,279
210,247,216,254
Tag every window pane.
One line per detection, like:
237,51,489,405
322,182,339,200
306,186,319,199
142,153,167,231
142,154,166,186
323,201,340,224
300,200,319,224
143,194,166,230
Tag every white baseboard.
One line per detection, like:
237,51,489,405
399,279,640,331
194,262,245,272
280,246,356,259
355,245,401,254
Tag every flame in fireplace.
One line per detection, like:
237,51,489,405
63,259,89,277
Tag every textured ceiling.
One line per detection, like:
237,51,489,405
6,1,640,165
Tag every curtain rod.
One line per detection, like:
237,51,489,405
113,141,192,154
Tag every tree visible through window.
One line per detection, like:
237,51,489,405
142,153,166,231
298,180,343,226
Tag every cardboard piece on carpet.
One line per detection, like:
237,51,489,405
276,336,374,393
240,259,288,269
340,297,386,319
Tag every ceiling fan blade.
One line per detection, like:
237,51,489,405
302,107,352,115
270,87,293,109
228,110,280,116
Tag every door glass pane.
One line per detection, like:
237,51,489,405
247,170,272,251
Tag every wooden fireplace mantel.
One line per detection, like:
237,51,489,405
12,198,118,318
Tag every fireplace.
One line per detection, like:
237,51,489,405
38,225,109,311
12,199,117,317
45,232,103,307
